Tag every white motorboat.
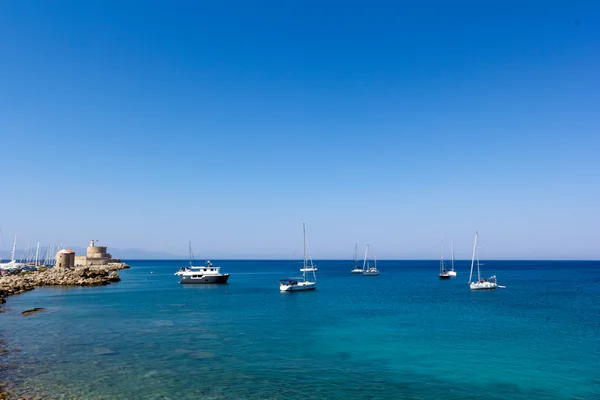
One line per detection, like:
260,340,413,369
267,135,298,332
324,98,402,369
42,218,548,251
175,242,229,284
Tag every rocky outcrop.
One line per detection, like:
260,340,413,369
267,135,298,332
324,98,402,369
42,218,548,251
0,263,129,302
22,308,45,315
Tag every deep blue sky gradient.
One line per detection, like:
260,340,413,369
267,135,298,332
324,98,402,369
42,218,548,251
1,1,599,259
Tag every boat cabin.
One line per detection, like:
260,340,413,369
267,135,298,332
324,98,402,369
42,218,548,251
279,278,301,286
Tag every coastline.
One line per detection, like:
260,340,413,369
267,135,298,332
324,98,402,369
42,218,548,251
0,263,129,304
0,263,129,399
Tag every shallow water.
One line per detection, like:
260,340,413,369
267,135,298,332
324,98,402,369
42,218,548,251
1,260,599,399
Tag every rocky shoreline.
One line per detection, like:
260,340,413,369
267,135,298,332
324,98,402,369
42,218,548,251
0,263,129,399
0,263,129,303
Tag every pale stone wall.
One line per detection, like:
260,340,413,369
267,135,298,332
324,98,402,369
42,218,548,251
78,242,121,266
87,246,109,259
56,253,75,268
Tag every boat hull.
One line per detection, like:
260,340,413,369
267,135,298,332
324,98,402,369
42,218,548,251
300,268,318,272
447,271,457,276
351,269,364,274
180,274,230,284
469,281,497,290
363,272,380,276
439,274,451,280
280,282,316,292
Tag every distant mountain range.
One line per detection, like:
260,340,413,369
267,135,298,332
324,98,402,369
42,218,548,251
0,247,183,261
0,247,304,260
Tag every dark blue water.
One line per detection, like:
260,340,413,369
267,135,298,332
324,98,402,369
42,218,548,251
1,260,599,399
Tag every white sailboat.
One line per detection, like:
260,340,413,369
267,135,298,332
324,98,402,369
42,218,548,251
300,241,318,273
439,238,451,279
351,243,363,274
280,223,317,292
362,244,380,276
468,232,497,290
447,240,457,276
0,235,24,271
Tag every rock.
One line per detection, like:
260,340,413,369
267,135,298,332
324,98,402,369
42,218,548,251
22,308,45,315
93,347,116,355
108,271,121,282
189,351,216,359
0,263,128,303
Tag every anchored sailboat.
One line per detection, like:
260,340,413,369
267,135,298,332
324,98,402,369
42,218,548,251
439,238,451,279
0,235,24,271
447,240,457,277
280,223,317,292
468,232,497,290
351,243,363,274
362,244,380,276
300,240,318,273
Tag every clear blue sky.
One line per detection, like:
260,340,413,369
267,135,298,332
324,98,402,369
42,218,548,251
1,1,598,259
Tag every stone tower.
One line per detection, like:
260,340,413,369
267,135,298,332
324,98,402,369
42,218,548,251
86,240,113,265
56,249,75,268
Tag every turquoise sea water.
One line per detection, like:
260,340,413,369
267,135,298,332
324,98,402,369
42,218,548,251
1,260,599,399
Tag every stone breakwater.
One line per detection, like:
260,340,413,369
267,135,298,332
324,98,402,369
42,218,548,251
0,263,129,302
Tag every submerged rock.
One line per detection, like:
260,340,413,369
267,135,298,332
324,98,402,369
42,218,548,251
93,347,116,356
21,308,45,316
189,351,216,359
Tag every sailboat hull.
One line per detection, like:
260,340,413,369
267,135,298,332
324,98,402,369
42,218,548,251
469,281,497,290
351,269,364,274
439,274,451,280
447,271,457,277
280,281,317,292
363,270,380,276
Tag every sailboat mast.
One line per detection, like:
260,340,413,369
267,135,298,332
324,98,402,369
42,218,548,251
469,232,477,283
363,244,369,271
35,242,40,266
354,243,357,268
302,223,307,280
476,233,481,281
10,235,17,263
440,237,445,273
451,240,455,272
188,241,193,267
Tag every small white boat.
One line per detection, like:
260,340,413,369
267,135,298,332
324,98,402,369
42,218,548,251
447,240,457,277
0,235,24,271
351,243,363,274
468,232,497,290
279,277,316,292
362,246,380,276
439,238,451,280
281,223,317,292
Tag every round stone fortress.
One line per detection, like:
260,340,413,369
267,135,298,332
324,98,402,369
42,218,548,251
74,240,121,266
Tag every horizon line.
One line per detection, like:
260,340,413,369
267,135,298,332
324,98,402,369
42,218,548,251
120,258,600,262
